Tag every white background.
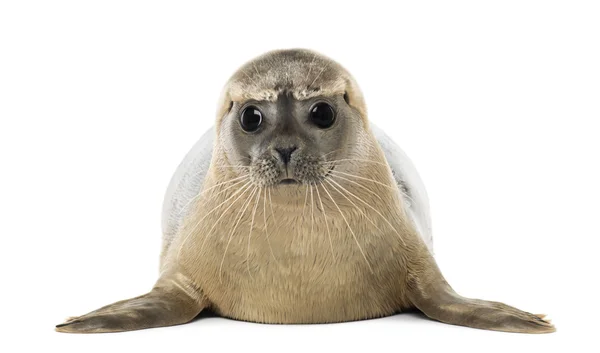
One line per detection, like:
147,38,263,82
1,1,599,352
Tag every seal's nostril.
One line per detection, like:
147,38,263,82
275,146,297,164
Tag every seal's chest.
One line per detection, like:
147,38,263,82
207,204,394,272
195,205,407,323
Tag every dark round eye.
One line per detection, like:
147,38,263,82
240,106,262,132
310,102,336,129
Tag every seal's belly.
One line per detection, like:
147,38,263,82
189,215,410,324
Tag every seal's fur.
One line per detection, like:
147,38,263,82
56,49,554,334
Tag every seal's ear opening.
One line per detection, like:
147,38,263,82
228,101,234,112
343,91,350,105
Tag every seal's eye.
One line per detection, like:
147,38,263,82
240,106,262,132
310,102,336,129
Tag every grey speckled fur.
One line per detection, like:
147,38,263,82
161,124,433,255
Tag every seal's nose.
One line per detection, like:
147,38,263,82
275,146,297,165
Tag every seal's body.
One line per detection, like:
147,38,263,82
56,49,554,333
160,124,430,323
162,123,433,257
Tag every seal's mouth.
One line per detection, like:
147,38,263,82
325,165,335,177
275,165,335,186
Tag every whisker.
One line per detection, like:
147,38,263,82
314,183,335,261
309,63,329,89
178,175,249,215
304,52,317,84
246,187,262,278
299,184,310,253
219,186,258,283
320,183,372,272
328,173,384,203
199,182,255,252
327,178,407,247
325,179,387,236
323,140,379,158
263,188,280,265
309,182,315,256
326,158,389,167
301,184,309,218
329,170,397,191
241,69,260,89
178,180,253,259
323,145,353,158
266,188,290,258
267,188,280,235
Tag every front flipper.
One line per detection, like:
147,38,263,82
407,259,555,333
56,276,207,333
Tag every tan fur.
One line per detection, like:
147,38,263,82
216,49,367,124
56,49,555,333
162,131,417,323
163,55,420,322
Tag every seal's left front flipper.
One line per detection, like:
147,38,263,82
407,257,555,333
55,276,207,333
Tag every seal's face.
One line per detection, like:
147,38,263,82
220,92,361,187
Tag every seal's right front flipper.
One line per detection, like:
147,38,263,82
55,276,207,333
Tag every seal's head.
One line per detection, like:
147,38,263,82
214,49,370,187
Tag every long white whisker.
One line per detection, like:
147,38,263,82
266,188,288,255
246,187,262,278
326,158,389,167
178,175,249,215
301,183,309,218
268,188,277,232
309,63,329,88
322,144,355,158
330,170,397,191
268,188,284,237
327,178,407,247
299,184,309,253
178,180,253,259
323,140,381,159
315,183,335,261
304,52,317,84
309,182,315,255
199,182,255,252
219,187,258,283
263,188,280,265
241,69,260,88
328,173,384,203
325,178,386,236
320,183,372,272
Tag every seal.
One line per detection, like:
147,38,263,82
56,49,554,333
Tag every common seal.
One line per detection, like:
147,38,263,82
56,49,554,333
